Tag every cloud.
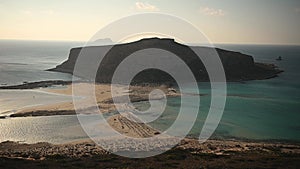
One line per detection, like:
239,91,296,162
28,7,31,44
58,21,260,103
200,7,225,16
295,8,300,14
135,2,159,11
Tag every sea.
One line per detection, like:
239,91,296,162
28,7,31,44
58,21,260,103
0,40,299,143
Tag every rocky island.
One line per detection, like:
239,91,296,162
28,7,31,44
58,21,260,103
49,38,282,84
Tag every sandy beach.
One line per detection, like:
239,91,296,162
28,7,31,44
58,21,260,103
1,81,300,168
7,82,178,118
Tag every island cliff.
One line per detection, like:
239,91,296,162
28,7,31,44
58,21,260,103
49,38,282,84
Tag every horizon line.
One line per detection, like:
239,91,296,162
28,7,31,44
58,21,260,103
0,38,299,46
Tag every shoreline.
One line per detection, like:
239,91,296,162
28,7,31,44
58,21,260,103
0,80,74,89
0,81,179,118
0,80,299,144
1,113,300,161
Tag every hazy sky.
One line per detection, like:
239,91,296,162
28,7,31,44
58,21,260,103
0,0,299,44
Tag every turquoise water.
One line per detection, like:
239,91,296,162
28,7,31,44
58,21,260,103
135,45,300,142
0,41,299,143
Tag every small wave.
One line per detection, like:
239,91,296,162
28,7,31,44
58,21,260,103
228,94,262,99
0,62,29,66
0,110,16,116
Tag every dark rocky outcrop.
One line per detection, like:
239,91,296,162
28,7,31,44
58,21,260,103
49,38,282,84
0,80,73,89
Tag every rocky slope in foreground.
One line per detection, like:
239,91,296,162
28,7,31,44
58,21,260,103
49,38,282,84
0,140,299,169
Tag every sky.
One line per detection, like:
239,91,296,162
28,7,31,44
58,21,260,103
0,0,299,44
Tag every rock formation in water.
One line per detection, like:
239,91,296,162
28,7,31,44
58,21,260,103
49,38,282,84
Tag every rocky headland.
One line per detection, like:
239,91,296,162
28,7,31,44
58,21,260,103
49,38,283,84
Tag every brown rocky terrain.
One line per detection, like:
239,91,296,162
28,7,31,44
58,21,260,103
1,139,299,169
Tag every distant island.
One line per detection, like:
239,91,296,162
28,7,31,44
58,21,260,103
49,38,283,84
